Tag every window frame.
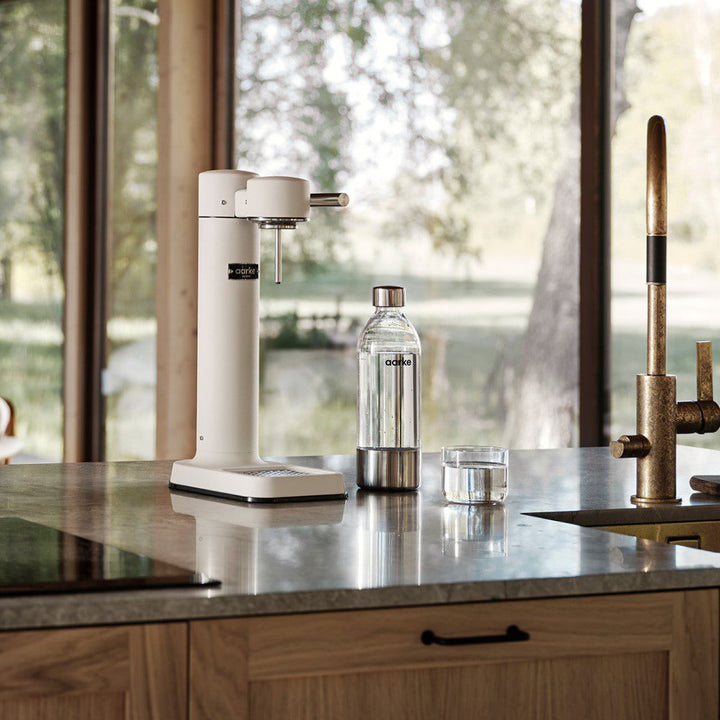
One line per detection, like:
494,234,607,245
580,0,613,445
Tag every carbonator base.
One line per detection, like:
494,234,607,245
170,459,347,504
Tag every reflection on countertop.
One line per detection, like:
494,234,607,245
2,446,720,630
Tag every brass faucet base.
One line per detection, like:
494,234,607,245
636,374,677,502
631,495,681,506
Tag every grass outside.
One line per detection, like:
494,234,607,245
0,299,63,460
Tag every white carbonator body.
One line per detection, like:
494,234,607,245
197,170,260,468
170,170,346,502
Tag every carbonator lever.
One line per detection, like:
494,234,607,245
266,192,349,285
310,193,349,207
269,192,349,283
234,178,349,284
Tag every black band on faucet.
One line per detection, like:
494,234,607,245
647,235,667,284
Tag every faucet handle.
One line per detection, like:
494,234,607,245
610,434,650,459
677,341,720,434
697,341,714,402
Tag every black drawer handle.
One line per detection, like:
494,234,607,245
421,624,530,647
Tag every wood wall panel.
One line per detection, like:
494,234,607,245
156,0,216,460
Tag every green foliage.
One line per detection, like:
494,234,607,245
237,0,578,262
108,1,159,318
0,0,158,316
262,312,338,350
0,299,63,459
0,0,66,278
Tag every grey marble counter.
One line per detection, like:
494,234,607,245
2,446,720,630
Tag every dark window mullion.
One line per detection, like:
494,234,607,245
580,0,613,446
85,0,110,461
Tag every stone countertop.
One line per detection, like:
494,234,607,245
3,446,720,630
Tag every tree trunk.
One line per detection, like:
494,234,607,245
506,0,640,448
0,256,11,300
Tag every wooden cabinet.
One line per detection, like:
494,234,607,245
0,622,187,720
0,590,715,719
189,590,719,720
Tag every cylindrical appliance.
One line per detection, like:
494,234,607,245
195,170,261,467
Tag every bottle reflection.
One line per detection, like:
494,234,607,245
170,492,345,593
356,491,421,588
442,504,508,558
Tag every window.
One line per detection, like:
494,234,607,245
0,0,159,462
0,0,66,460
7,2,715,462
235,0,582,455
611,0,720,450
104,0,159,459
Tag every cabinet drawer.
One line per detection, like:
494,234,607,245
190,591,717,720
245,593,674,679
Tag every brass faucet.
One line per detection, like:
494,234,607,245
610,116,720,504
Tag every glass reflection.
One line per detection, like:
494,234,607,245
441,504,508,558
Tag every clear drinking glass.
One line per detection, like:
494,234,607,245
441,446,508,504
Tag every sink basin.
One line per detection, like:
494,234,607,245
593,520,720,550
529,505,720,552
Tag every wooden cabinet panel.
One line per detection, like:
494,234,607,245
669,588,718,718
538,652,668,720
251,661,539,720
251,652,668,720
0,626,130,701
190,590,718,720
0,693,126,720
128,623,188,720
0,623,187,720
190,619,248,720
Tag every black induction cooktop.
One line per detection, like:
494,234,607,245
0,516,218,595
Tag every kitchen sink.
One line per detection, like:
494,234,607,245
529,504,720,552
592,520,720,551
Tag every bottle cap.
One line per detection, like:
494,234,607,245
373,286,405,307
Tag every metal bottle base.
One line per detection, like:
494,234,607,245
356,448,421,491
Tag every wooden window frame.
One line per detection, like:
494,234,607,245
154,0,234,461
63,0,109,462
580,0,613,446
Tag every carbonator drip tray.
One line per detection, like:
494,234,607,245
170,460,348,504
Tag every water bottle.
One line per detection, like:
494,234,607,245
357,286,421,490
